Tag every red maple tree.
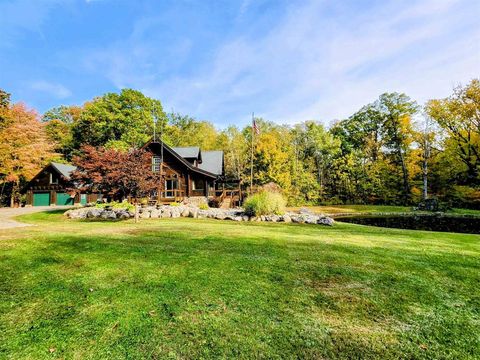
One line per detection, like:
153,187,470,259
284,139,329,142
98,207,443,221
71,146,161,202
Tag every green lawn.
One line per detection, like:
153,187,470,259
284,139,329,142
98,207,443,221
287,204,480,216
1,211,479,359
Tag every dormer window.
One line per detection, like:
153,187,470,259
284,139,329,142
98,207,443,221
152,155,162,172
50,172,59,184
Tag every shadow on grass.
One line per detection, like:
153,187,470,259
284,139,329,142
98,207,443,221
2,215,479,358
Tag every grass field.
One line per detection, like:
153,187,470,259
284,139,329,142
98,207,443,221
1,211,479,359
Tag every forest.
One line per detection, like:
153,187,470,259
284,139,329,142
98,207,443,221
1,78,479,208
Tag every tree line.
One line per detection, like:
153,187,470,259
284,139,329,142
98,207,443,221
0,79,479,208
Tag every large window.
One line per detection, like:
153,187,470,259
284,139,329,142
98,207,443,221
192,178,204,191
152,156,162,172
165,179,178,198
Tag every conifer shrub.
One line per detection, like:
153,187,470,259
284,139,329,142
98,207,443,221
244,191,286,216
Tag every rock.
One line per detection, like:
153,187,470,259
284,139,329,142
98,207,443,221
171,209,180,218
260,215,266,221
215,213,226,220
290,215,302,223
150,209,160,218
87,208,102,219
317,216,334,226
234,216,243,221
161,209,171,218
271,215,280,222
140,210,150,219
117,211,130,220
101,210,117,220
283,214,292,223
66,208,88,219
242,215,249,222
181,208,190,217
188,208,198,218
305,215,318,224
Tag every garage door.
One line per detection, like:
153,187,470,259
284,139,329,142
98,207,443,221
33,192,50,206
56,192,74,206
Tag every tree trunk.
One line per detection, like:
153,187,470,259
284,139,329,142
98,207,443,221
10,181,18,208
398,147,411,204
422,158,428,201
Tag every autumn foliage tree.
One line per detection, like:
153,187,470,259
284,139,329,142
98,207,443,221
0,103,56,206
71,146,161,201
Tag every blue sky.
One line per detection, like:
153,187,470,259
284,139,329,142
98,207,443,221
1,0,479,128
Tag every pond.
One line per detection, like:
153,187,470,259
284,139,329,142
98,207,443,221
336,214,480,234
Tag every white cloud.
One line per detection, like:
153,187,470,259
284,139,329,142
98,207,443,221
30,81,72,99
74,0,480,126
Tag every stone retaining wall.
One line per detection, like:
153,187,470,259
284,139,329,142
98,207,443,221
64,205,334,226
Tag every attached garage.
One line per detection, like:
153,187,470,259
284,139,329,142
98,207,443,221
33,192,50,206
56,192,74,206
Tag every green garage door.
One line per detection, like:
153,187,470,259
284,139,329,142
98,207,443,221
33,192,50,206
56,192,74,206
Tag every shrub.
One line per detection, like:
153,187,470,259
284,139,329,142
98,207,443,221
170,202,180,207
95,200,134,212
244,191,286,216
199,203,209,210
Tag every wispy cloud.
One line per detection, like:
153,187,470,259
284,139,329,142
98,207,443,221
138,0,479,125
8,0,477,124
30,81,72,99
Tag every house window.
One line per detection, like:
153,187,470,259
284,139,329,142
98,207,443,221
192,178,204,191
165,179,178,198
50,172,59,184
152,156,162,172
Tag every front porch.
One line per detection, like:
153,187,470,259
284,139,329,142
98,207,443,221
147,179,243,208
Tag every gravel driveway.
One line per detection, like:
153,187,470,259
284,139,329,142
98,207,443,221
0,206,72,230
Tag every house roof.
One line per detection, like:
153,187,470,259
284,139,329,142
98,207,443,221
51,162,76,180
144,140,223,179
172,146,201,159
198,151,223,175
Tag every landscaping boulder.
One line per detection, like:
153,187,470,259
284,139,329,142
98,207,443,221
139,210,150,219
101,210,117,220
150,209,160,218
117,211,131,220
215,212,226,220
87,208,102,219
64,204,334,227
188,208,198,218
317,216,334,226
161,209,171,218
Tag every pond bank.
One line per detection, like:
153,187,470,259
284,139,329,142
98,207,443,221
335,213,480,234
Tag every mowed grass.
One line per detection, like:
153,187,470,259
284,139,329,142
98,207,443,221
0,211,479,359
